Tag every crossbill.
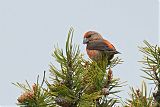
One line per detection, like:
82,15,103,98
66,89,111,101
83,31,120,64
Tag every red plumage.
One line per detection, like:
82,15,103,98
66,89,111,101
83,31,119,62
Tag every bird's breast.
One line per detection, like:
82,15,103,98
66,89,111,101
86,48,101,61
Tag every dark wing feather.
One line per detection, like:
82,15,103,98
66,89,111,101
87,40,115,51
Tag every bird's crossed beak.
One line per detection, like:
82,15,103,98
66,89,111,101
83,38,89,44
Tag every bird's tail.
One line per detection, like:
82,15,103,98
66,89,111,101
114,50,121,54
106,50,121,54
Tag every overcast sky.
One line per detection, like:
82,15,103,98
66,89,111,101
0,0,158,105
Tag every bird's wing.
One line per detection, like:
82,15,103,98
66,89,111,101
87,39,117,52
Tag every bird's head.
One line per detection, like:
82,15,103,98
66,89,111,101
83,31,103,44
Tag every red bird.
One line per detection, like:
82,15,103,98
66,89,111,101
83,31,120,63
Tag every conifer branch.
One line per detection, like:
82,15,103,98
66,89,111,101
139,40,160,104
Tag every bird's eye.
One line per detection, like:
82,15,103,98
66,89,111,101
87,35,92,38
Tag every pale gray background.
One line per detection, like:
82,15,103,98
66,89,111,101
0,0,158,105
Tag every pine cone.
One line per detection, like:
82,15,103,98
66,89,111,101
17,91,34,103
55,96,71,107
